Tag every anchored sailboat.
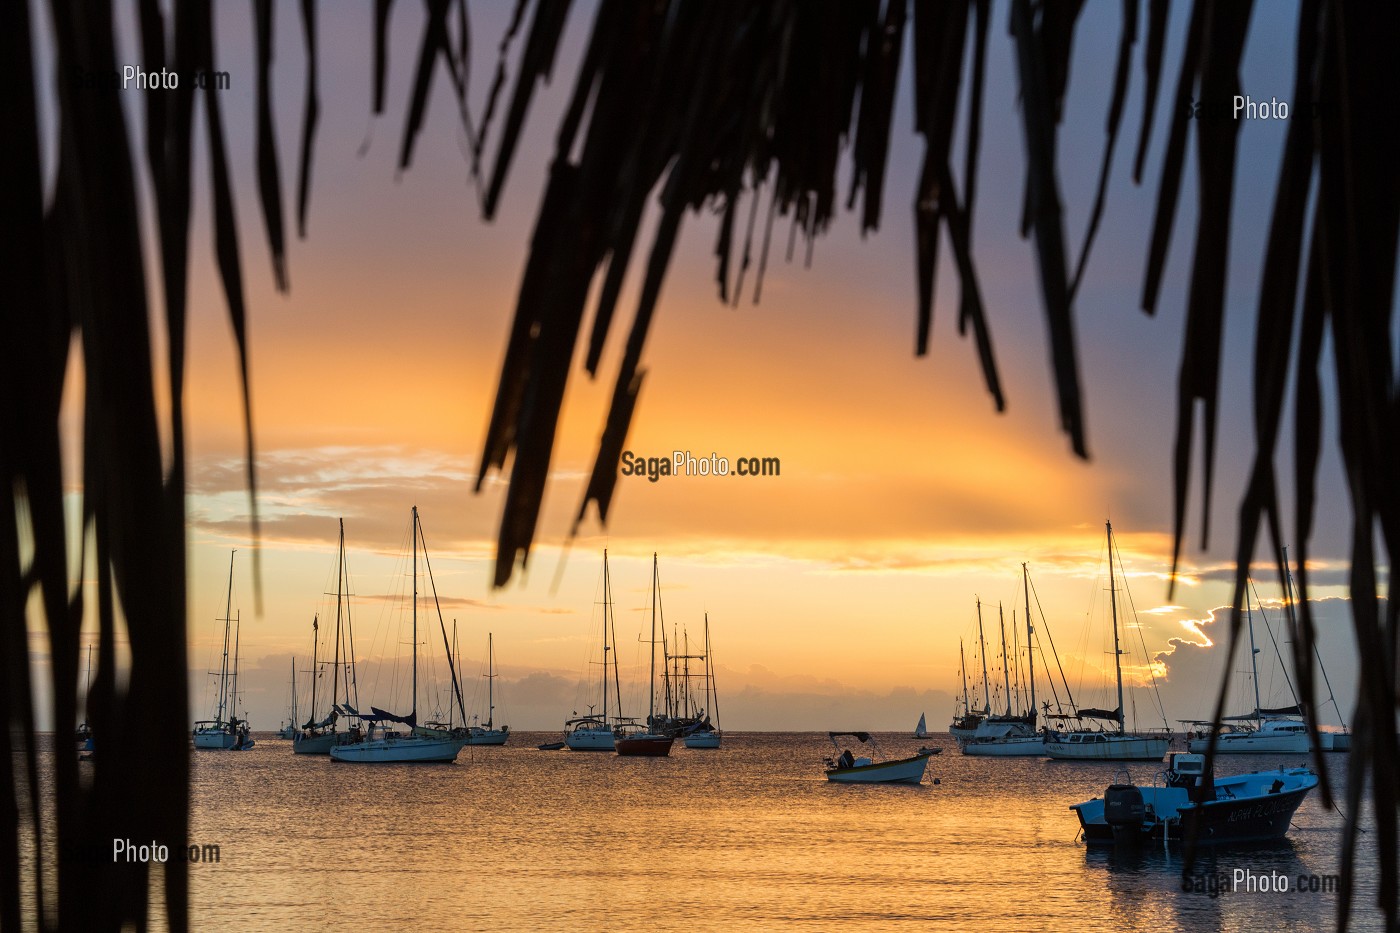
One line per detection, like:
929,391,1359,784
466,633,510,745
563,551,622,751
683,614,722,749
277,658,298,739
329,507,466,763
1044,522,1170,761
193,550,254,750
616,554,675,756
295,519,363,754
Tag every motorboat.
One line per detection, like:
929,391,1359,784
823,732,936,784
1071,752,1317,846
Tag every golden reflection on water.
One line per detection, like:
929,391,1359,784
168,735,1368,930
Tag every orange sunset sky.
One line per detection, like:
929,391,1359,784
32,1,1367,732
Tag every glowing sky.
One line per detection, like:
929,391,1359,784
34,1,1374,731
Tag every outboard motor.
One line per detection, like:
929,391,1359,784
1103,784,1146,846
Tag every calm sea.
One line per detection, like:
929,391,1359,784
35,733,1388,930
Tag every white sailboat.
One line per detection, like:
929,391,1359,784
193,550,254,750
960,565,1048,757
564,551,622,751
295,519,363,755
913,713,929,739
1184,585,1309,754
277,658,298,739
615,554,676,756
1044,522,1169,761
466,633,510,745
329,507,466,764
683,614,722,749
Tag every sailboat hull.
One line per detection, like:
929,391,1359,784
292,731,350,755
616,734,674,756
683,732,721,749
1045,734,1168,761
193,731,239,750
329,733,466,763
961,735,1046,756
1186,733,1309,755
565,727,615,751
466,727,509,746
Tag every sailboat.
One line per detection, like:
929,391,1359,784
466,633,510,745
75,644,95,758
616,553,675,756
193,550,254,750
295,519,363,755
913,713,929,739
329,507,467,763
1183,584,1309,754
564,550,622,751
960,565,1052,756
949,637,984,740
277,658,298,739
683,614,722,749
1044,522,1170,761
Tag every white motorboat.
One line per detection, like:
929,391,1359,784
1186,716,1310,755
823,732,937,784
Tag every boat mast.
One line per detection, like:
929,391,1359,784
959,638,971,717
332,520,344,715
342,524,360,711
308,614,319,725
649,553,659,728
412,506,419,725
976,598,991,715
1023,562,1036,724
232,611,242,726
704,614,716,728
1106,521,1125,734
218,549,235,724
998,603,1012,716
290,657,298,726
602,550,611,725
1245,587,1263,722
487,632,495,729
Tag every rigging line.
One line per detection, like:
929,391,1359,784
1250,577,1301,708
1111,532,1171,730
1029,573,1079,715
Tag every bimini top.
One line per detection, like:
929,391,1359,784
828,732,872,743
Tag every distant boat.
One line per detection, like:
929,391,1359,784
823,732,935,784
682,615,722,749
193,550,254,751
948,627,989,740
616,554,675,757
563,551,622,751
1044,522,1169,762
76,644,95,759
913,713,929,739
1071,752,1318,846
959,564,1068,758
277,658,298,739
295,520,363,755
466,633,509,745
329,507,466,764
